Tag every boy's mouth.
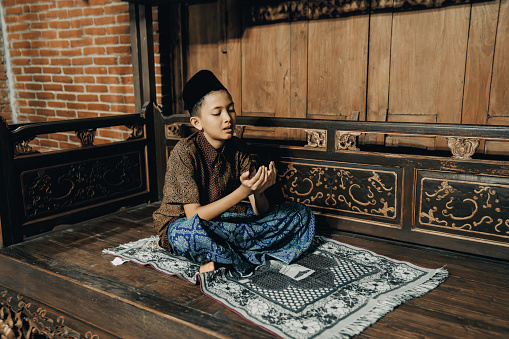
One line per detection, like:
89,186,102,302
224,125,233,133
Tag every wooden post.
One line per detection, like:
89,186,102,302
129,2,160,201
129,2,157,113
0,118,23,247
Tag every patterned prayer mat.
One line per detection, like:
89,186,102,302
103,236,448,339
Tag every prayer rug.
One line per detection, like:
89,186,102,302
103,236,448,338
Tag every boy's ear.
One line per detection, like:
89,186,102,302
190,116,203,131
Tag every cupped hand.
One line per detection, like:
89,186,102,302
240,161,277,195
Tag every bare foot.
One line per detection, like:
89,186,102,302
199,261,215,273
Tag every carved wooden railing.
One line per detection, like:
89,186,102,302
162,114,509,158
160,113,509,260
0,111,151,247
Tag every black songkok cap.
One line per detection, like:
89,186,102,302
182,70,227,112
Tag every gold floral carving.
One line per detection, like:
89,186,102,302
279,162,397,219
1,289,96,339
14,137,35,156
75,129,96,147
305,129,326,148
126,124,144,140
419,178,509,237
166,124,183,139
446,137,480,159
336,131,361,151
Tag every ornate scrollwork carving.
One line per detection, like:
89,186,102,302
14,137,36,156
279,162,397,219
447,137,480,159
234,125,246,139
305,129,326,148
336,131,361,151
419,176,509,237
75,129,96,147
22,153,143,218
1,289,92,339
126,124,144,140
166,124,183,139
244,0,471,24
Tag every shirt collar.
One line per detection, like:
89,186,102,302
196,130,228,166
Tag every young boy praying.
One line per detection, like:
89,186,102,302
153,70,315,274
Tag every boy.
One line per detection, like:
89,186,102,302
153,70,315,274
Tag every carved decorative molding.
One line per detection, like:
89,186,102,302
418,174,509,238
234,125,246,139
0,289,98,339
75,129,96,147
22,152,144,218
14,137,36,156
336,131,361,151
305,129,326,148
166,124,183,139
447,137,480,159
278,161,398,219
244,0,473,24
126,124,144,140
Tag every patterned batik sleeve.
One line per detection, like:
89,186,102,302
163,144,200,205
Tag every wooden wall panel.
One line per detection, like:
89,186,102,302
307,16,369,119
186,3,224,84
241,24,290,116
486,0,509,154
289,22,308,120
177,1,508,153
389,7,470,122
367,12,392,121
225,0,242,111
489,0,509,119
461,1,499,125
366,10,393,145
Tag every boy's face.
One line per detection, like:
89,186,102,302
190,90,236,149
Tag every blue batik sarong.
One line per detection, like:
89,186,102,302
167,202,315,273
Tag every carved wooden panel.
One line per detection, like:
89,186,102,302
416,170,509,240
0,287,100,339
244,0,474,24
20,152,145,219
277,160,400,221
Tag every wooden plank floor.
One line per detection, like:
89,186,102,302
1,203,509,338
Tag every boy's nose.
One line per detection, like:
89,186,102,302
223,111,232,122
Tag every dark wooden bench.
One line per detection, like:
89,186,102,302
1,104,509,338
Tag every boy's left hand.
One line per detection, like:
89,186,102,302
262,161,277,192
240,161,277,195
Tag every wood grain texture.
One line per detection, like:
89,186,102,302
226,0,242,114
489,0,509,118
462,0,499,125
386,113,437,149
2,203,509,338
242,24,287,114
186,2,224,84
367,11,392,123
389,6,470,122
307,16,369,118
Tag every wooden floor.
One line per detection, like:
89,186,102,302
1,203,509,338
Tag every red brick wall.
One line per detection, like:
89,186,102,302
0,14,12,123
0,0,161,150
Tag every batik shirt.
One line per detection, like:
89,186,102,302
153,130,256,251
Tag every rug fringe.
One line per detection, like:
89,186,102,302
102,235,159,255
329,268,449,339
